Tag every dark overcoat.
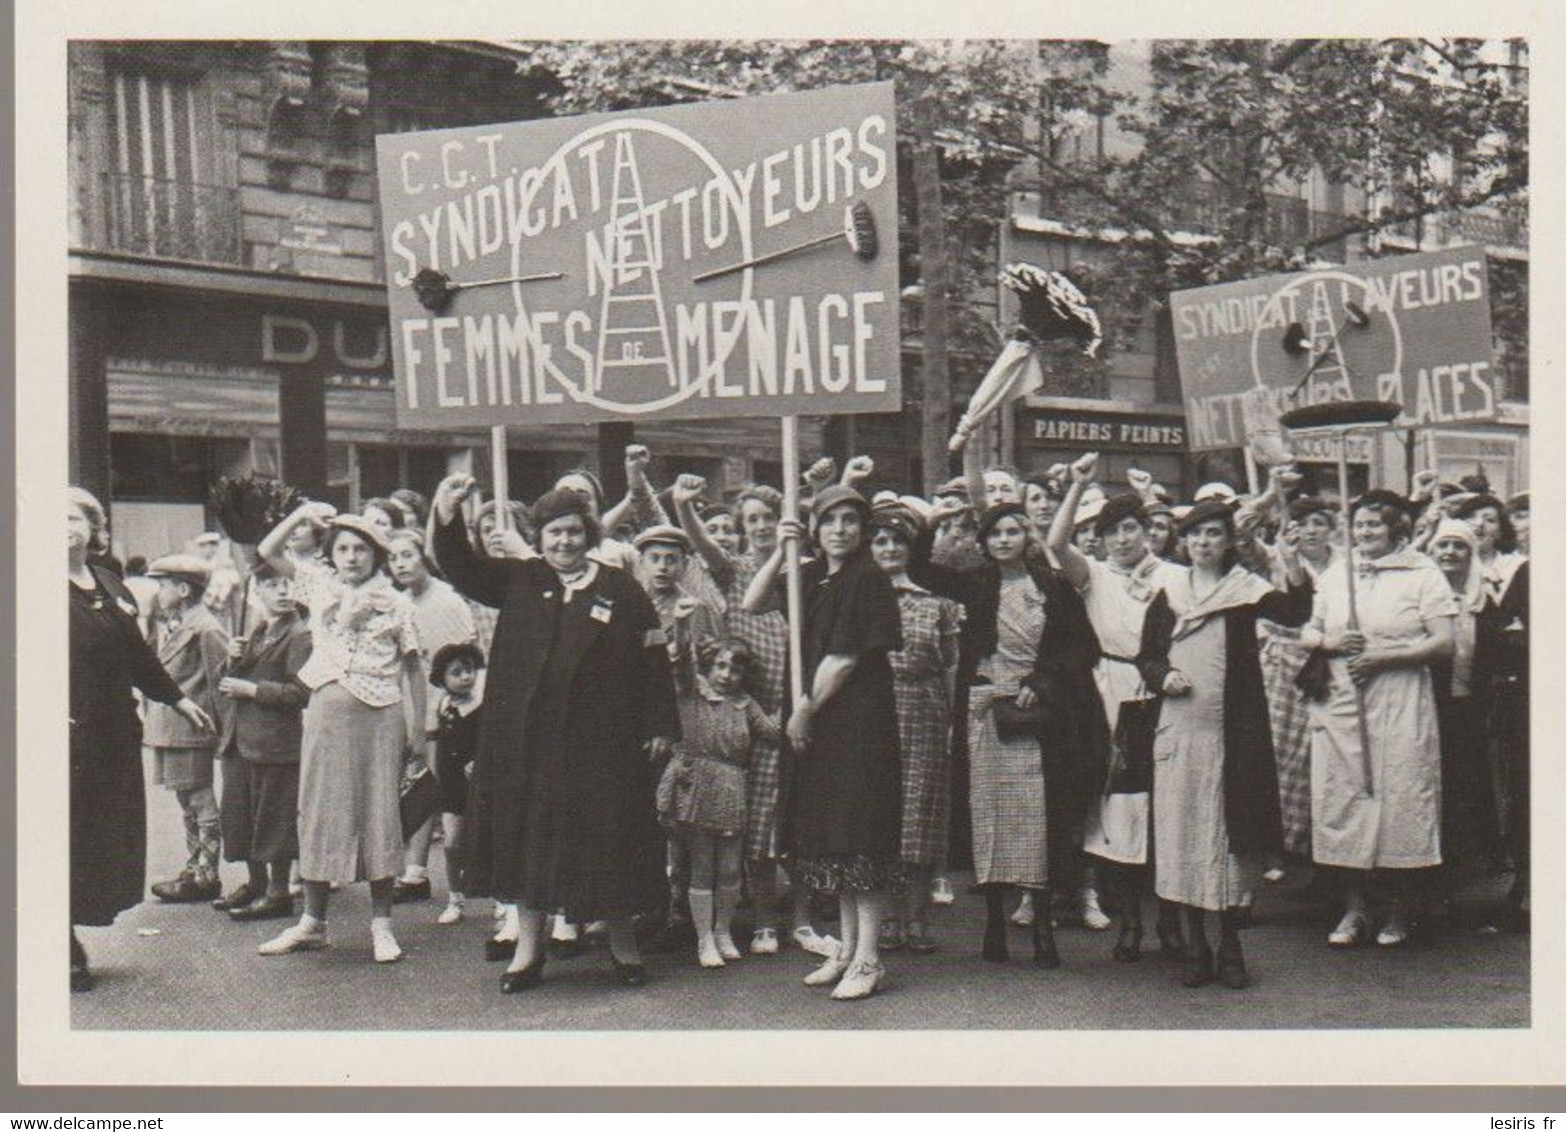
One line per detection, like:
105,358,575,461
433,516,680,921
1136,580,1312,856
71,565,184,925
908,535,1108,814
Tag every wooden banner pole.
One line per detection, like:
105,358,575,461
781,415,806,706
491,424,511,532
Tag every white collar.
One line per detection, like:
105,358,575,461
556,560,600,602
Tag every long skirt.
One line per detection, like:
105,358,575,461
297,682,405,886
1153,616,1255,912
967,683,1049,888
1310,661,1441,870
1260,628,1313,856
894,673,953,867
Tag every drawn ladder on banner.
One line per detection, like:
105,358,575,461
592,132,678,394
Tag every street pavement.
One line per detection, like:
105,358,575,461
71,753,1528,1032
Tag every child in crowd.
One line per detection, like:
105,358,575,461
428,642,486,925
657,638,780,968
144,554,231,903
214,562,312,920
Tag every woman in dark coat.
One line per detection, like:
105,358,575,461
743,485,904,1001
69,487,214,992
1136,500,1311,990
431,478,680,994
908,500,1106,970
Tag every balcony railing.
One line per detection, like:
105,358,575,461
94,172,243,266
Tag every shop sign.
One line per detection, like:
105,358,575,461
1022,407,1187,452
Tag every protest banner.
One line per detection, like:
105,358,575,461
375,83,901,431
1169,246,1499,452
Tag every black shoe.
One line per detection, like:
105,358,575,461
1032,924,1061,970
228,894,294,922
611,956,648,986
1112,925,1144,963
1182,944,1216,988
151,872,222,903
391,878,431,904
212,883,256,912
71,931,87,970
486,936,517,962
71,964,95,993
500,957,546,994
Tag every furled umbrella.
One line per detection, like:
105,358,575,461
948,263,1103,452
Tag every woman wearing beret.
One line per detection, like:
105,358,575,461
1304,491,1456,950
1137,500,1312,989
432,478,681,993
69,487,215,991
744,485,905,1000
253,504,426,964
908,497,1105,971
1050,455,1188,963
867,501,963,954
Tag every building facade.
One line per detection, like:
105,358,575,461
68,41,813,561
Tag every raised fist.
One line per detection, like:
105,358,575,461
803,457,837,490
1071,453,1099,484
673,473,707,506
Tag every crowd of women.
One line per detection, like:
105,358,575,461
67,438,1530,1001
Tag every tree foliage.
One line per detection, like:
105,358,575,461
520,38,1528,399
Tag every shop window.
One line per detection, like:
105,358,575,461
108,433,250,505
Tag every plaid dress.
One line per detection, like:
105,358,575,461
1259,624,1312,855
721,552,789,861
888,581,962,866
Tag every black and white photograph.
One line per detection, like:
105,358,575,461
16,13,1554,1091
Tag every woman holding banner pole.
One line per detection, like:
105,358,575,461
743,484,904,1001
1302,491,1456,949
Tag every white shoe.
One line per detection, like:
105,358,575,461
750,927,780,955
697,937,726,969
830,959,885,1001
437,900,464,926
930,876,955,906
793,925,839,957
803,947,851,986
715,932,742,961
1262,866,1287,885
551,917,579,942
1011,893,1035,927
1082,888,1112,932
258,920,327,956
371,919,403,964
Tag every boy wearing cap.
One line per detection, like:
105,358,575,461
634,525,720,949
144,554,231,903
214,562,311,920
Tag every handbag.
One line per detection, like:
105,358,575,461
991,694,1045,743
399,763,441,842
1294,648,1331,702
1105,691,1160,795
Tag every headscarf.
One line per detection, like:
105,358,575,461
1431,517,1485,614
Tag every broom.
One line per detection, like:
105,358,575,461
208,474,309,636
694,200,879,284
